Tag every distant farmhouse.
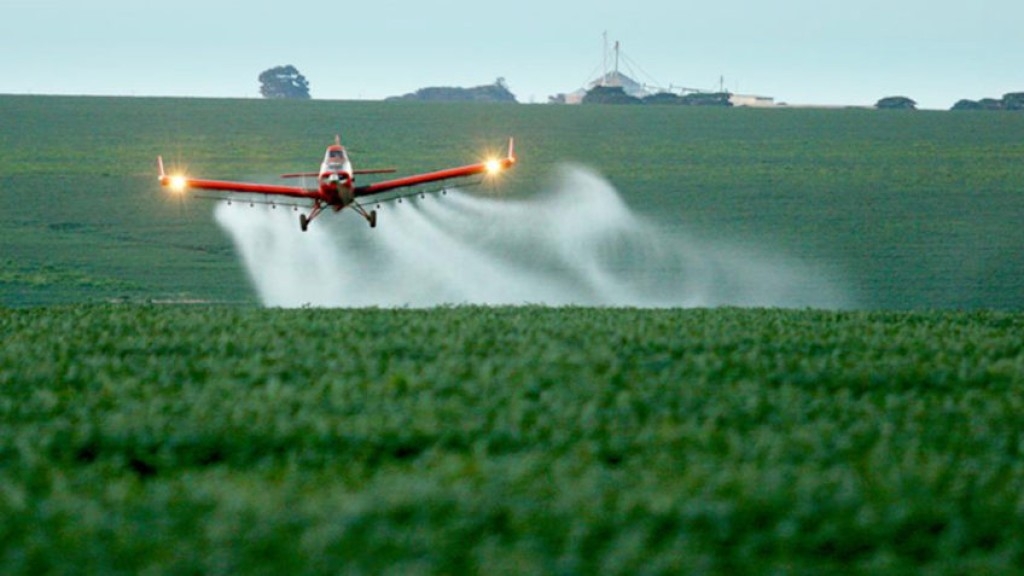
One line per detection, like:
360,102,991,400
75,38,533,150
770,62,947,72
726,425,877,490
729,94,775,107
550,36,774,107
558,70,649,104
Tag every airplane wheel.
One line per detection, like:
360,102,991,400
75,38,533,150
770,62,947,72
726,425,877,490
369,210,377,228
299,214,309,232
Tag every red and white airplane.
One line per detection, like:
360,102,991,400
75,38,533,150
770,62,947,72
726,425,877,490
158,136,515,231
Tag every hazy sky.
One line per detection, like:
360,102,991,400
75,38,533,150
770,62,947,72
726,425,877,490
2,0,1021,108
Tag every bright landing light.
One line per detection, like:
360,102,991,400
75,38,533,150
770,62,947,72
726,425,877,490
485,159,502,175
169,175,188,193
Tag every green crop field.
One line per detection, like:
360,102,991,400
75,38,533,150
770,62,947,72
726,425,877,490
2,96,1024,572
2,305,1024,573
2,95,1023,308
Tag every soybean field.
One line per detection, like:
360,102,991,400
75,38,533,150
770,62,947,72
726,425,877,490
2,95,1023,308
2,305,1024,573
2,96,1024,573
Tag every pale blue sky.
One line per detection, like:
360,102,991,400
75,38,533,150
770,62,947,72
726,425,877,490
2,0,1021,108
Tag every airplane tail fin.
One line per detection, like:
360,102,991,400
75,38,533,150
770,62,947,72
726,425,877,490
507,137,515,162
157,156,166,180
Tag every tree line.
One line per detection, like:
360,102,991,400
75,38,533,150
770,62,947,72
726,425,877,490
581,86,733,106
875,93,1024,111
386,79,517,103
951,93,1024,111
254,65,1021,113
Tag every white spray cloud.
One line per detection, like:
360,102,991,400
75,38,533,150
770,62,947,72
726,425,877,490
213,165,850,308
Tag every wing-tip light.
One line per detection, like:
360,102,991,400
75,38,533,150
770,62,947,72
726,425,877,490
169,175,188,193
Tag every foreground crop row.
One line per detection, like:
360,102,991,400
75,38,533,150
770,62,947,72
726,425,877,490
2,305,1023,573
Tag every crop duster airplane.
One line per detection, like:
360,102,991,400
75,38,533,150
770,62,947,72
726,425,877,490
158,137,516,231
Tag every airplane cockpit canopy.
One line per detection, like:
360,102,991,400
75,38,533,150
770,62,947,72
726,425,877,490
325,148,348,168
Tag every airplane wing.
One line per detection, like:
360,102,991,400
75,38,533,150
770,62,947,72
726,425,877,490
158,156,320,200
354,138,515,197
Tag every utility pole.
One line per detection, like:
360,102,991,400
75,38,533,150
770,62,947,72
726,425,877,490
601,31,609,86
614,41,621,78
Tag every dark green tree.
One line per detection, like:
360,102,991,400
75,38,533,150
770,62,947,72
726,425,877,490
581,86,641,105
952,99,983,111
979,98,1005,110
680,92,733,107
642,92,685,105
387,79,517,103
1002,92,1024,110
258,65,311,99
951,92,1024,111
875,96,917,110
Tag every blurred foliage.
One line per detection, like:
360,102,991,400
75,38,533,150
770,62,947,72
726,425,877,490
1,305,1023,572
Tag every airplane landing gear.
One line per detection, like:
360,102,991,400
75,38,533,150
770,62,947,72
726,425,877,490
299,201,376,231
352,201,377,228
299,200,324,232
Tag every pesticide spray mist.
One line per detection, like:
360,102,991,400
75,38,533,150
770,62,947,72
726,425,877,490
214,165,849,308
